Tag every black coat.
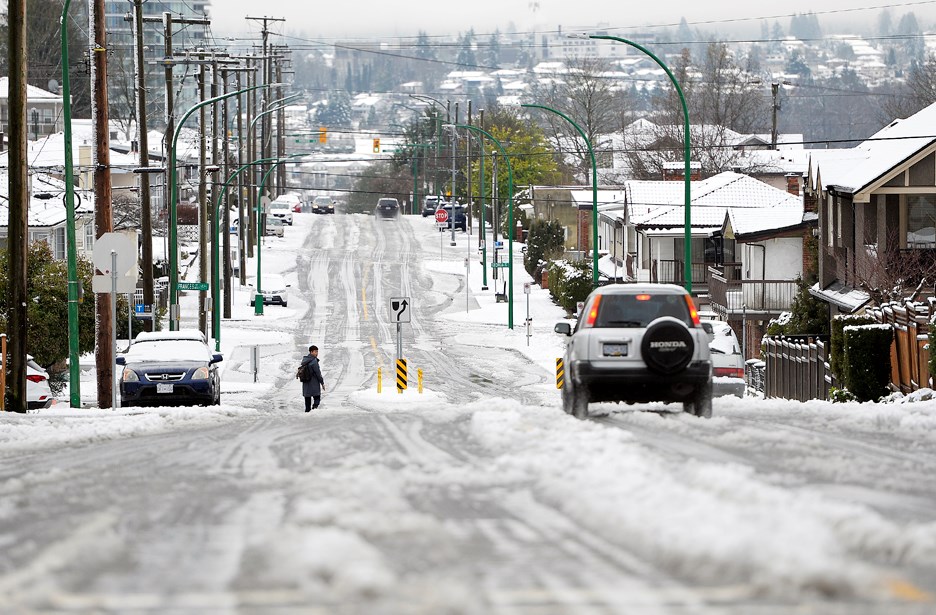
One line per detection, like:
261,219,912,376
300,355,324,397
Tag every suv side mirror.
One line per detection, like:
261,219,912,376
554,322,572,336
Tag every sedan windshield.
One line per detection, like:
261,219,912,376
125,340,211,362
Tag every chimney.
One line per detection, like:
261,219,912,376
785,173,800,196
662,161,701,182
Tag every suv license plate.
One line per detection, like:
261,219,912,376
156,383,174,394
603,343,628,357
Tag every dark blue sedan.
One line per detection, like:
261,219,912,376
116,330,222,407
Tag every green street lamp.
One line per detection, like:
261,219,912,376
448,123,515,329
60,0,81,406
582,33,693,292
522,103,599,288
210,156,277,350
253,153,307,316
169,83,274,330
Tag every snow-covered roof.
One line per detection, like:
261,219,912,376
627,172,802,229
809,281,871,313
726,205,806,236
0,77,59,101
814,101,936,195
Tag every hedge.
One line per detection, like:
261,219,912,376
547,259,592,315
830,313,875,380
843,324,894,402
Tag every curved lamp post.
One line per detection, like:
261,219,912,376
210,156,277,350
60,0,81,405
449,123,515,329
253,153,307,316
169,83,274,330
522,103,598,288
579,33,692,292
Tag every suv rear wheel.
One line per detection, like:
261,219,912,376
683,380,713,418
562,382,589,419
641,318,695,374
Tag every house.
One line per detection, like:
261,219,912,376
0,77,64,140
597,172,806,303
806,101,936,314
0,172,95,261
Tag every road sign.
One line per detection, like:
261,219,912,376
434,208,449,224
177,281,209,291
493,241,504,249
93,231,137,276
492,262,510,269
389,296,411,323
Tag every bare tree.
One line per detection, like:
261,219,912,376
529,56,619,184
853,228,936,306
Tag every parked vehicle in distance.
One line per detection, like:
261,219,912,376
441,204,467,231
116,330,222,407
292,201,303,213
376,197,400,218
27,355,54,409
263,216,285,237
311,195,336,214
269,202,293,226
422,195,444,217
703,320,746,398
249,273,290,307
554,283,713,419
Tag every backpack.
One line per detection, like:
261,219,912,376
298,361,313,382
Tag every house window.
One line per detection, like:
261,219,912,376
906,195,936,247
85,221,95,251
53,227,66,260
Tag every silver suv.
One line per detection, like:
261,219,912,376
554,283,713,419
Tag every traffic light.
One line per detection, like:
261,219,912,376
372,138,380,153
318,126,327,143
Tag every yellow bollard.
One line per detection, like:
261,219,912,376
377,367,382,394
556,358,564,389
418,368,423,394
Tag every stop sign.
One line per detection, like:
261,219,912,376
434,208,449,223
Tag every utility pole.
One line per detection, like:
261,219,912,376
466,100,472,234
236,67,248,281
771,82,780,150
131,0,154,332
275,59,284,198
246,17,285,221
247,55,257,259
221,68,233,319
91,0,115,407
197,51,208,336
6,0,27,412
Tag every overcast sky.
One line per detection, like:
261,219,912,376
209,0,936,39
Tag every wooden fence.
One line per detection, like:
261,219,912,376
761,336,834,401
757,300,933,400
870,302,933,394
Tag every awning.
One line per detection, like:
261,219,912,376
809,281,871,313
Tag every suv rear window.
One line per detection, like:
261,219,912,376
592,293,692,328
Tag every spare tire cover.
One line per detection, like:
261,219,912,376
641,317,695,374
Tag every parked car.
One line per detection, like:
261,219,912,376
376,197,400,217
249,273,290,307
27,355,54,409
263,216,285,237
292,201,303,213
703,320,746,398
441,204,467,231
422,195,444,217
554,283,713,419
312,195,336,214
116,330,222,407
269,203,293,226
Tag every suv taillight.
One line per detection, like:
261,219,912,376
684,295,701,326
583,295,602,328
714,367,744,378
26,374,45,383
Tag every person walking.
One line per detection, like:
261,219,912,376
298,345,325,412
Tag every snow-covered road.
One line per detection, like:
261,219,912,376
1,212,934,614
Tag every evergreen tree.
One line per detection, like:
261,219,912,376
415,31,436,60
456,30,477,67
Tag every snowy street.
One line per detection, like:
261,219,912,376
1,212,935,614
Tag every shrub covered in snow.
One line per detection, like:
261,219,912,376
830,313,876,380
546,259,592,315
843,323,894,402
